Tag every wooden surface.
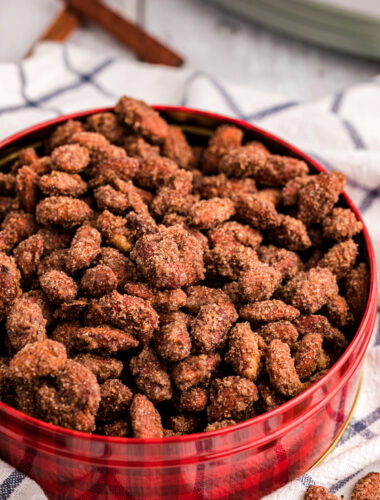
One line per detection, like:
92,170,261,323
1,0,379,99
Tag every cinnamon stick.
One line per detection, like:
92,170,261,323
64,0,184,67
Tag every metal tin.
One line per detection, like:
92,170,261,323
0,107,377,500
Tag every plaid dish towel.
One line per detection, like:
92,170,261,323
0,42,379,500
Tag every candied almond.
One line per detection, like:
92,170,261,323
80,265,118,298
191,303,233,353
240,300,300,324
98,290,158,344
130,394,163,438
9,339,66,380
344,262,370,321
322,207,362,242
130,347,172,403
172,353,221,391
73,353,122,383
115,96,169,144
351,472,380,500
266,340,303,397
6,297,46,352
66,224,102,273
304,485,338,500
51,144,90,173
279,267,338,314
97,379,133,422
155,320,191,362
36,196,92,228
207,376,258,422
39,171,87,197
225,322,261,381
203,125,243,174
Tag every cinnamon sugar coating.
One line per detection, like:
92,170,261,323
36,359,100,432
98,290,158,345
270,214,311,251
207,376,258,422
304,485,338,499
351,472,380,500
95,210,133,252
96,247,136,286
89,157,139,188
318,239,358,279
252,154,308,187
13,234,43,278
175,386,208,413
86,112,124,144
97,379,133,422
130,347,172,403
161,125,195,169
36,196,92,228
234,192,279,230
196,173,256,199
257,244,303,281
16,166,39,213
37,227,71,254
294,333,324,380
130,394,163,438
97,420,130,437
66,224,102,273
208,221,262,249
297,171,345,226
172,353,221,391
53,322,138,355
40,270,77,304
325,295,351,327
218,145,267,178
48,119,83,150
344,263,370,320
188,197,235,229
293,315,348,351
203,125,243,174
37,249,68,276
191,303,234,353
0,95,368,437
6,297,47,352
225,322,261,380
205,419,236,432
205,243,258,280
185,285,237,322
257,321,299,348
115,96,169,144
131,224,205,290
9,340,66,380
51,144,90,173
322,207,362,241
266,340,303,397
73,353,123,383
170,413,201,434
238,262,282,303
39,171,87,197
0,211,35,252
257,383,285,412
280,267,338,314
80,265,118,298
240,300,300,324
155,320,191,362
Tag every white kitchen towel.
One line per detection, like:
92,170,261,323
0,41,379,500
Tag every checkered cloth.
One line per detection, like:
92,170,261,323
0,42,379,500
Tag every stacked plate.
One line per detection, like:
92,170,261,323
208,0,380,60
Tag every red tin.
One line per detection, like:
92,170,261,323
0,107,377,500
